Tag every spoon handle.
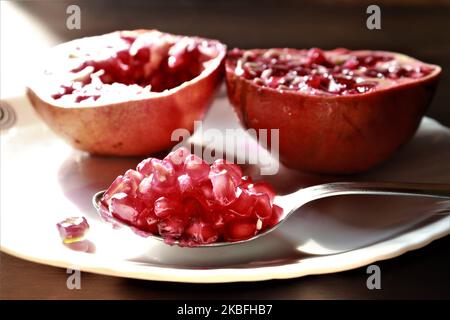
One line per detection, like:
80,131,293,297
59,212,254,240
281,182,450,214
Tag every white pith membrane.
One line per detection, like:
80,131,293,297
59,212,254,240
228,48,436,96
35,31,224,106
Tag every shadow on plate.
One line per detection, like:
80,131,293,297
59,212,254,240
55,117,450,267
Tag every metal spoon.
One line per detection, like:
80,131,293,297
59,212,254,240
93,181,450,247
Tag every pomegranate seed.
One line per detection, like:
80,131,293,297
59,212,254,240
151,159,174,180
158,218,185,239
154,196,178,218
135,208,158,233
136,158,153,176
224,218,257,241
150,159,177,193
138,176,152,194
177,174,194,193
182,197,203,218
209,170,237,206
254,193,272,220
247,181,276,203
342,58,359,70
239,175,253,187
133,47,150,62
266,204,284,228
228,187,257,217
56,217,90,243
165,146,190,168
123,169,143,197
184,221,218,244
199,180,214,199
102,175,130,203
184,154,209,182
307,48,331,67
109,192,140,223
210,159,243,185
168,39,199,70
205,210,225,231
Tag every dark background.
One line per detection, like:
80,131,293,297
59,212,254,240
16,0,450,126
2,0,449,299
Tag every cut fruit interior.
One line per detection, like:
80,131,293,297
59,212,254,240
34,30,226,106
226,48,438,96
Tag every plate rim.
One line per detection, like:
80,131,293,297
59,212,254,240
2,216,449,283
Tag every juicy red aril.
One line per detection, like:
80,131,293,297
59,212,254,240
151,158,174,179
164,146,190,169
149,159,177,194
102,170,143,202
228,187,257,217
136,220,158,234
266,204,284,228
184,221,218,244
123,169,143,197
103,175,130,203
209,170,237,206
224,218,258,241
137,176,158,203
136,158,153,176
228,48,435,95
135,208,158,233
240,175,253,185
56,216,90,243
154,196,178,218
158,218,185,239
307,47,333,67
100,147,282,246
181,197,204,219
177,174,194,194
210,159,243,185
246,181,276,203
109,192,141,223
168,38,202,72
184,154,210,182
195,180,216,209
254,193,273,220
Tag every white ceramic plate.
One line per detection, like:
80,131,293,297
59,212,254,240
1,91,450,283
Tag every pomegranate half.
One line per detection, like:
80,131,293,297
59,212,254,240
225,48,441,174
27,30,226,156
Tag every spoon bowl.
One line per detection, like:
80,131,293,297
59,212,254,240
93,182,450,248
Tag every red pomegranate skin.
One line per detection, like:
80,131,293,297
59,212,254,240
28,73,221,156
225,49,441,174
27,30,226,156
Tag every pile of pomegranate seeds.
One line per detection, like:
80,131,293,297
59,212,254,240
99,147,282,246
228,48,435,95
56,217,90,243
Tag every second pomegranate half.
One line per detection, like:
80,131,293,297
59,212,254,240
225,48,441,174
